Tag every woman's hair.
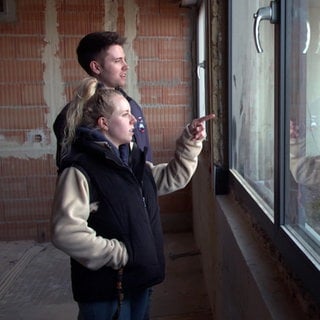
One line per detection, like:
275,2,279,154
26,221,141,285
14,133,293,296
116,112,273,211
61,77,122,158
61,77,98,153
80,84,119,128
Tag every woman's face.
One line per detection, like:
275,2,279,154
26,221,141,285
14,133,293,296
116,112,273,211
103,94,136,147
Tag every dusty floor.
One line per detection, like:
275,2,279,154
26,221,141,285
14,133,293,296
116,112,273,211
0,232,213,320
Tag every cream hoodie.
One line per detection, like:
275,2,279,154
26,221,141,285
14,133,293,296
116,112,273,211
51,125,203,270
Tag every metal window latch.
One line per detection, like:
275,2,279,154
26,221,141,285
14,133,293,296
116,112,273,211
253,1,279,53
197,60,206,79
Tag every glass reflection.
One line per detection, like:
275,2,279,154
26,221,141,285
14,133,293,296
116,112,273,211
287,1,320,249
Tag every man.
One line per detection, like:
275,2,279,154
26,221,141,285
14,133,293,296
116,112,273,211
54,31,152,166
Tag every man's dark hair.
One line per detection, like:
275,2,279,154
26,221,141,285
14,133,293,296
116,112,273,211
76,31,127,76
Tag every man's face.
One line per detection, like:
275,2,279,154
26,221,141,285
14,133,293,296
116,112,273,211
95,44,128,88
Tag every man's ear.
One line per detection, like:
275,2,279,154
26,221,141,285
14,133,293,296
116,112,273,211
90,61,101,75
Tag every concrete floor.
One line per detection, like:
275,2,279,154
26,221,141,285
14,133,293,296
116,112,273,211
0,232,212,320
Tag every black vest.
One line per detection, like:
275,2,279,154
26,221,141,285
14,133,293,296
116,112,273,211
65,143,164,302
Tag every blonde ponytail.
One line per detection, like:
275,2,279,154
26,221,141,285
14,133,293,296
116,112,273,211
61,77,98,158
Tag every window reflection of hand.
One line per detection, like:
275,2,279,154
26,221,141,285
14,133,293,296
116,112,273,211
290,120,300,139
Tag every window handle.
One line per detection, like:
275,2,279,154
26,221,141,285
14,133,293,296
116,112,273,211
253,1,279,53
197,60,206,79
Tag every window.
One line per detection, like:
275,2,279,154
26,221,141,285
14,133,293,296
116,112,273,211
230,0,275,217
196,0,207,118
286,0,320,263
229,0,320,300
0,0,16,22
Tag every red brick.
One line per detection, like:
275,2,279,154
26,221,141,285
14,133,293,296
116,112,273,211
64,83,80,102
21,83,46,105
141,84,191,106
0,177,28,200
0,156,56,177
148,127,165,150
137,61,187,82
16,36,44,59
26,176,56,198
0,16,45,34
3,198,53,221
162,126,183,149
59,36,82,60
0,61,44,82
0,84,23,105
0,107,48,129
158,38,190,60
140,86,163,105
14,13,45,34
138,15,183,37
58,12,104,34
58,0,104,12
19,0,45,11
144,106,190,128
0,222,41,241
60,60,87,82
134,38,159,59
159,2,190,16
162,85,192,105
135,0,160,13
0,37,16,58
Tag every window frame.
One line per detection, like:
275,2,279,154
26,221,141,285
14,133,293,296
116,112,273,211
196,0,207,118
0,0,16,22
227,0,320,304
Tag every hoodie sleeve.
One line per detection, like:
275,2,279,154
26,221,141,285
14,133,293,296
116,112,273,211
148,125,203,196
51,167,128,270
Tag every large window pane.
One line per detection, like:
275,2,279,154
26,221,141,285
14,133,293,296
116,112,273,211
230,0,275,217
287,0,320,259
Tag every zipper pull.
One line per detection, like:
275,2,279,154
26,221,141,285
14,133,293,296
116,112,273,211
142,196,147,208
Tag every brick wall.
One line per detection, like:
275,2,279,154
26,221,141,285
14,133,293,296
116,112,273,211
0,0,194,241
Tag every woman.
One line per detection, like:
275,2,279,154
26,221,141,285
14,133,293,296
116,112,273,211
51,78,214,319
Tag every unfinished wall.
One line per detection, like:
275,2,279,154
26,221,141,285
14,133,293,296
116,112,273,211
192,150,320,319
0,0,194,241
